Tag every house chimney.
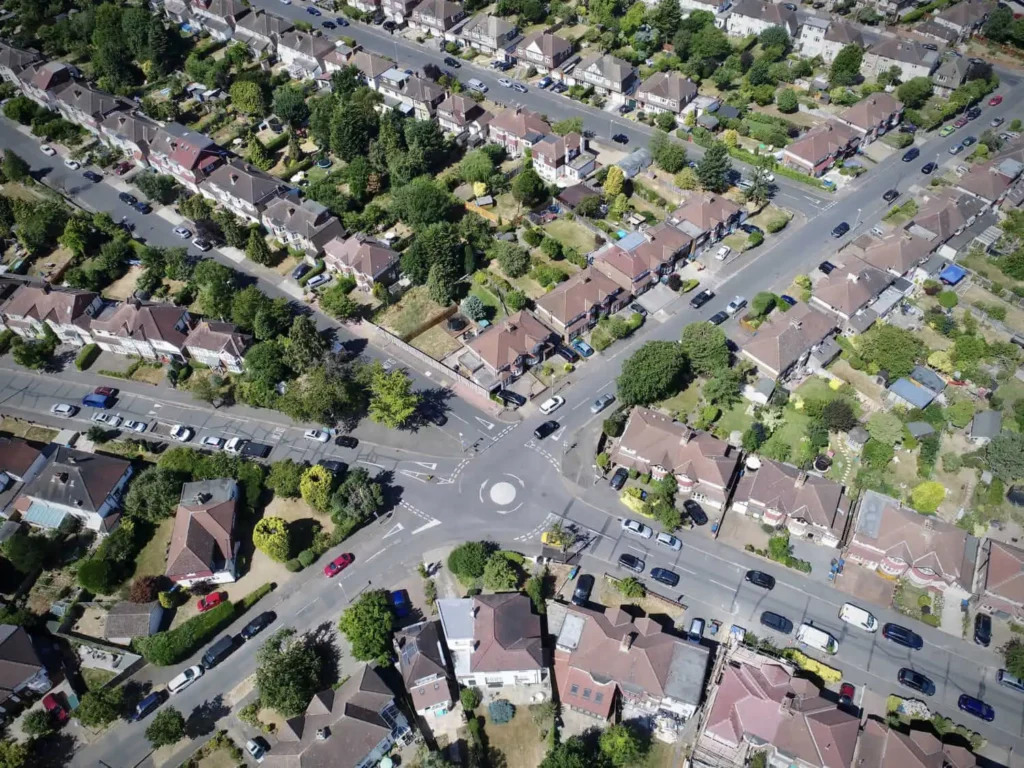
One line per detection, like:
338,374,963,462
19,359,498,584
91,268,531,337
795,472,808,488
316,727,330,741
230,174,238,185
619,632,635,652
847,272,859,282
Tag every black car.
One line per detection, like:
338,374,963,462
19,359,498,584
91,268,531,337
496,389,526,408
382,20,396,30
629,302,647,317
967,107,982,120
819,261,836,274
572,574,595,606
443,56,462,68
922,42,938,51
83,170,103,183
745,570,775,590
291,263,312,281
739,223,763,236
900,123,918,134
133,201,152,214
618,553,645,573
760,611,793,634
898,668,936,696
975,612,992,647
322,19,337,28
883,189,900,203
962,135,977,147
709,311,729,325
902,147,920,162
612,133,629,145
683,499,707,526
318,459,347,475
883,623,923,650
337,16,350,26
335,435,359,448
240,611,276,641
831,222,850,238
534,420,559,440
689,289,714,309
651,567,680,587
118,192,138,205
922,162,938,174
372,12,385,24
555,345,579,363
610,467,628,490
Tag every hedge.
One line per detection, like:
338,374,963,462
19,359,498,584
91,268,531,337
0,329,13,355
783,649,842,682
75,343,100,371
298,259,325,287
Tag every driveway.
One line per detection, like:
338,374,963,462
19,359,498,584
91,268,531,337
788,536,842,582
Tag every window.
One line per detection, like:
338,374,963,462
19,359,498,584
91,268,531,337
595,692,604,703
582,688,592,699
570,684,579,696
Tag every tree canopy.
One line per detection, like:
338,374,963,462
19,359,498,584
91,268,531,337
338,589,394,664
256,628,324,717
617,341,690,405
680,322,729,377
697,140,731,193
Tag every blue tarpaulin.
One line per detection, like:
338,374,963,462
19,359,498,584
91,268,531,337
940,264,966,285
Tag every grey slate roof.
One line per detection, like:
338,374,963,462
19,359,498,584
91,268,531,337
970,410,1002,439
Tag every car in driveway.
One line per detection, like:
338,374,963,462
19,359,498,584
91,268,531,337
612,133,629,144
609,467,628,490
496,389,526,408
555,345,579,364
534,420,559,440
725,297,746,315
689,289,714,309
883,189,900,203
819,261,836,274
618,553,645,573
197,591,226,612
591,393,615,414
975,612,992,646
51,403,77,418
539,396,564,414
683,499,708,525
656,532,681,551
958,694,995,721
709,310,729,325
838,682,856,707
760,611,793,634
390,589,411,618
651,567,679,587
306,273,331,290
572,574,595,606
291,262,312,281
883,623,923,650
901,147,920,162
780,294,797,306
688,618,705,643
739,223,763,236
621,518,653,539
571,339,594,358
324,552,354,577
83,170,103,183
831,222,850,238
538,76,553,88
246,738,268,764
745,570,775,589
898,668,936,696
42,693,69,724
921,162,938,174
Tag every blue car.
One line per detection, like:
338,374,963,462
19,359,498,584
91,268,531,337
390,589,411,618
958,694,995,722
780,295,797,306
538,76,553,89
306,6,322,15
131,691,165,722
571,339,594,358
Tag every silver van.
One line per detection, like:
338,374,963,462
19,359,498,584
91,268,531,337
466,78,488,93
998,669,1024,693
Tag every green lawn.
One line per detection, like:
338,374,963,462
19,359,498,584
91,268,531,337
543,219,599,255
468,283,506,322
131,518,174,580
793,376,861,416
375,286,451,339
658,380,702,421
81,667,116,691
715,401,755,438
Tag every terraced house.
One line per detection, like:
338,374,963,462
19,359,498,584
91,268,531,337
147,123,223,193
52,81,125,137
100,111,161,169
233,9,294,58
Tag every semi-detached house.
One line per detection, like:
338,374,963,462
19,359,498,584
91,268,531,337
100,111,161,169
16,60,72,109
278,30,337,81
636,71,697,116
861,39,938,80
488,107,551,158
835,92,903,145
411,0,466,38
533,266,627,340
323,233,401,290
0,41,42,90
148,123,223,193
0,626,52,719
188,0,250,40
515,31,573,73
184,320,251,373
796,19,863,63
199,158,286,224
262,197,346,257
532,132,594,185
378,69,446,120
436,92,492,138
52,81,125,137
462,310,555,390
782,121,860,178
458,15,518,55
566,53,637,103
726,0,798,38
979,539,1024,620
233,9,293,57
0,285,101,348
667,193,743,258
88,300,192,362
394,620,456,716
738,302,836,380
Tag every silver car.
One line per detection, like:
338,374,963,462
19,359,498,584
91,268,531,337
590,393,615,414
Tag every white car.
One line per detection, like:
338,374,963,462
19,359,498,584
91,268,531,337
304,429,331,443
170,425,193,442
621,518,653,539
40,145,56,157
91,413,123,428
306,273,332,290
656,532,682,551
201,436,225,449
167,665,204,694
511,82,528,94
715,245,731,261
225,437,245,454
63,158,81,170
498,77,513,87
173,226,192,239
51,403,77,418
726,296,747,315
539,396,565,415
246,739,267,764
124,420,148,433
192,237,212,252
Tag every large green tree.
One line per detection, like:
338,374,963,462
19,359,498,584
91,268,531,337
696,141,731,193
256,628,323,717
391,178,455,229
2,150,31,183
368,363,420,428
285,316,327,373
330,467,385,526
829,44,863,87
680,322,729,376
246,230,274,266
512,166,547,208
987,431,1024,482
273,84,310,126
338,589,395,664
75,687,125,727
860,325,925,379
124,467,184,522
617,341,689,405
145,707,185,748
599,723,647,767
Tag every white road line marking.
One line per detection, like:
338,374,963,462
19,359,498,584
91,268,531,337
572,399,588,410
450,412,470,425
383,523,404,538
412,519,443,534
475,416,495,430
296,597,319,615
366,547,388,562
412,461,437,470
358,460,386,469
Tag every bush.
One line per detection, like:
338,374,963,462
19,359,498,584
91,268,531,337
765,215,789,233
75,343,99,371
137,600,236,665
489,699,516,724
461,687,482,710
938,291,959,309
616,576,645,598
448,541,490,584
286,558,303,572
298,549,316,567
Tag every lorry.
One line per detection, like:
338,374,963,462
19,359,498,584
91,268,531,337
81,393,115,409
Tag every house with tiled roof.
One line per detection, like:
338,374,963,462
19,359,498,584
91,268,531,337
148,123,223,193
199,158,287,223
810,256,894,321
613,407,740,510
858,719,977,768
162,0,192,24
796,17,830,60
726,0,799,37
668,194,743,258
841,232,932,277
458,14,518,55
437,593,547,689
955,156,1024,205
549,603,710,728
436,92,491,138
739,303,837,380
820,21,865,63
695,645,860,768
488,107,551,158
934,0,996,41
0,625,51,716
732,459,850,547
905,191,984,246
349,50,393,91
533,266,628,340
100,111,161,168
464,311,555,390
0,285,102,348
411,0,466,37
515,31,573,73
378,70,446,120
836,93,903,144
184,320,252,373
782,121,861,178
0,41,42,89
323,234,400,290
265,666,412,768
16,60,72,108
931,55,973,98
383,0,420,23
394,620,456,716
262,197,346,257
636,71,697,116
533,132,594,185
52,81,126,137
593,225,693,293
89,300,192,362
278,29,337,80
11,447,132,533
567,53,638,102
0,438,43,484
861,39,938,80
979,539,1024,620
166,479,239,587
969,410,1001,445
189,0,250,40
233,9,294,57
846,489,978,594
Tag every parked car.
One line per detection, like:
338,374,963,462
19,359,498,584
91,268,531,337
291,263,312,281
780,294,797,306
572,574,595,606
246,739,268,764
651,567,679,587
197,592,226,612
42,693,69,724
739,223,763,236
958,694,995,721
130,691,165,722
590,393,615,414
975,612,992,646
173,226,192,239
511,83,527,94
883,623,923,650
725,297,747,315
539,396,564,414
124,420,147,433
898,668,936,696
169,425,193,442
168,666,204,694
838,682,855,707
40,144,57,157
538,76,553,89
989,94,1004,106
571,339,594,358
240,611,275,640
324,553,354,577
306,5,321,14
831,222,850,238
819,261,836,274
709,311,729,325
954,116,969,128
192,237,212,251
621,518,653,539
498,77,513,87
902,147,920,162
51,403,77,418
883,189,900,203
967,107,982,120
318,459,346,475
683,499,707,525
688,618,705,643
992,116,1006,127
612,134,629,144
306,273,332,289
304,429,331,443
91,413,122,428
962,135,977,147
118,192,138,206
745,570,775,589
113,161,132,175
534,420,559,440
715,245,731,261
760,611,793,634
609,467,628,490
618,553,645,573
496,389,526,408
390,589,411,618
335,435,359,448
337,16,350,26
656,532,681,551
689,289,714,309
83,170,103,183
949,143,965,155
939,125,956,137
201,436,225,450
921,162,938,174
443,56,461,68
322,20,336,28
555,345,579,363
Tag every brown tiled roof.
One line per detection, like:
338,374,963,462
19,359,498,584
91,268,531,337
824,21,864,45
204,158,285,207
235,9,293,37
850,233,932,275
733,459,847,534
490,107,551,140
466,311,553,373
183,320,251,360
669,194,740,233
632,223,692,266
166,479,238,580
17,446,130,515
323,234,399,281
638,71,697,105
956,158,1023,202
0,437,41,480
785,121,859,167
0,285,98,328
0,626,44,707
104,601,159,641
414,0,465,20
576,53,635,86
812,256,893,316
534,266,623,326
351,50,393,79
90,301,191,349
741,303,836,377
279,29,336,60
593,245,654,291
470,594,544,673
534,132,581,167
20,61,70,92
858,719,977,768
982,540,1024,607
838,93,903,133
395,620,454,710
705,653,793,746
867,39,938,67
516,31,572,60
151,123,218,171
437,93,484,126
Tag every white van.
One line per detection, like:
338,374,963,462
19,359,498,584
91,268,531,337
839,602,878,632
796,623,838,655
998,669,1024,693
466,78,488,93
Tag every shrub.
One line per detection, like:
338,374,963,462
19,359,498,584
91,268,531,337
75,343,99,371
448,541,490,584
616,576,646,598
461,687,482,710
489,699,516,724
522,227,544,247
286,558,303,572
783,649,841,680
298,549,316,567
938,291,959,309
765,215,789,234
253,517,292,562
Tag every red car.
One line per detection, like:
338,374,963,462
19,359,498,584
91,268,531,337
113,161,133,176
93,386,118,397
42,693,69,724
990,95,1003,106
838,682,855,707
196,592,227,612
324,553,354,577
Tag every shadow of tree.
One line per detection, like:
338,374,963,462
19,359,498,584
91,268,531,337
308,621,341,689
185,694,231,739
27,731,77,768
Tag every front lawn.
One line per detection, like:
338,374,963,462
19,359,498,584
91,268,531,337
543,218,599,255
375,285,451,339
410,325,461,360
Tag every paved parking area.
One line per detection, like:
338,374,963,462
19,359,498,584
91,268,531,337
789,537,842,582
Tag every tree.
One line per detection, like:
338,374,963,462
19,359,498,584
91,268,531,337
541,737,592,768
124,466,186,522
75,687,125,727
330,467,385,525
829,44,863,87
448,541,490,584
22,708,55,737
2,150,30,183
863,439,894,470
300,464,334,512
910,481,945,514
134,173,179,205
759,25,790,52
286,316,326,373
273,84,310,126
860,325,925,379
253,517,292,562
776,88,798,114
690,23,731,59
491,241,531,278
460,149,495,183
368,362,420,428
652,0,683,39
617,341,689,405
461,687,483,710
512,166,547,207
391,178,454,229
704,368,745,407
675,167,699,190
428,256,461,305
650,133,687,173
489,698,516,724
600,723,646,767
1006,638,1024,679
1,530,48,573
945,400,975,429
680,322,729,376
338,589,394,664
461,295,487,322
604,165,625,197
320,281,359,320
697,141,731,193
897,77,934,109
987,432,1024,482
483,553,519,591
742,423,767,452
193,259,237,318
246,230,274,266
821,400,857,432
402,221,461,285
745,165,773,206
145,707,185,748
268,459,305,498
230,80,267,116
866,411,903,446
0,741,28,768
256,628,323,718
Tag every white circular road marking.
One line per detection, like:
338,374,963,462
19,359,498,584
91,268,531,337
490,481,517,506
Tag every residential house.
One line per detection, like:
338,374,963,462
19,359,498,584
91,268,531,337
350,50,393,91
16,61,72,109
458,13,516,54
322,233,400,290
603,222,693,278
166,479,240,588
567,53,637,102
731,459,850,547
887,377,940,410
464,311,555,390
148,123,223,193
262,197,345,257
906,191,985,247
861,39,938,80
436,92,491,138
0,438,44,484
636,71,697,116
436,594,547,688
739,303,837,380
233,9,294,57
411,0,466,37
266,666,412,768
100,111,161,167
842,232,932,277
695,645,860,768
0,625,51,718
557,184,601,211
931,54,972,98
679,0,731,13
533,266,628,340
11,446,132,533
394,620,456,716
184,320,252,373
726,0,799,38
163,0,192,24
970,410,1002,445
515,31,573,73
52,81,125,137
810,255,894,321
88,300,192,362
350,0,381,16
188,0,250,40
488,107,551,158
533,132,595,185
0,42,42,89
782,121,861,177
979,539,1024,620
846,489,978,594
104,602,164,646
955,156,1024,206
592,241,669,297
549,603,710,729
378,69,446,119
0,285,101,348
836,93,903,144
819,21,865,64
858,720,978,768
914,19,961,46
200,158,286,224
613,407,740,510
934,0,996,41
383,0,420,23
278,30,336,80
667,194,743,258
796,17,830,59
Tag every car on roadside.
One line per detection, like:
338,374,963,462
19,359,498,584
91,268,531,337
197,591,226,613
511,82,527,94
118,192,138,206
533,420,559,440
958,694,995,721
337,16,350,26
949,143,965,154
689,289,714,309
304,429,331,443
838,682,855,707
883,623,923,650
962,135,977,147
572,574,595,606
318,459,347,476
709,310,729,325
306,5,322,14
538,76,553,89
629,302,647,318
51,403,77,418
745,570,775,589
169,425,193,442
726,296,747,315
902,147,920,161
571,338,594,358
201,436,225,450
954,116,970,128
443,56,461,68
651,567,679,587
990,94,1003,106
939,125,956,137
124,420,147,433
921,162,938,174
621,518,653,539
40,144,57,157
539,396,564,415
819,260,836,274
992,116,1005,127
83,170,103,182
91,413,123,428
591,393,615,414
883,189,900,203
130,691,165,722
552,82,569,93
975,612,992,646
498,77,513,87
618,553,645,573
335,435,359,448
192,237,212,252
324,553,354,577
831,222,850,238
715,245,731,261
760,611,793,634
612,133,629,144
684,499,708,525
168,666,204,695
898,668,935,696
173,226,192,239
496,389,526,408
609,467,628,490
246,739,268,764
656,532,681,551
967,107,982,120
322,20,336,28
240,611,276,641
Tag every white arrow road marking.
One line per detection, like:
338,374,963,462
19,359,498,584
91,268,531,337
383,523,405,539
552,427,565,441
412,462,437,470
412,519,442,534
475,417,495,430
505,473,524,487
358,460,386,469
399,470,432,483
